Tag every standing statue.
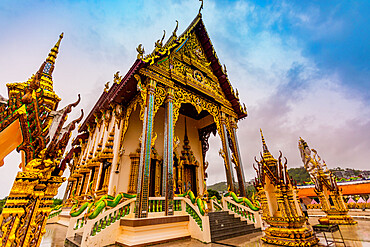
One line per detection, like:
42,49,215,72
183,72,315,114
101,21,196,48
253,130,318,246
298,138,357,225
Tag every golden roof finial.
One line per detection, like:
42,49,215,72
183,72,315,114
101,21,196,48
46,33,63,65
260,129,266,146
260,129,276,162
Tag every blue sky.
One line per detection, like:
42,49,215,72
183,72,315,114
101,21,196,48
0,0,369,198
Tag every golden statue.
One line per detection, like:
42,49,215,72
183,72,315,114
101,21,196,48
298,138,357,225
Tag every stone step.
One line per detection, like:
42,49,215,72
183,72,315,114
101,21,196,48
210,222,254,233
116,215,190,246
65,237,80,247
210,219,251,228
211,224,254,235
74,233,83,245
208,211,230,217
208,211,260,242
211,227,261,242
209,217,245,225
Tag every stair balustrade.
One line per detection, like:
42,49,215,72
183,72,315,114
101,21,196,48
66,198,136,247
148,197,164,212
223,197,262,229
211,199,223,211
174,199,182,211
48,208,62,219
66,196,214,246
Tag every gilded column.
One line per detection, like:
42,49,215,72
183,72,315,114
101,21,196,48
128,151,140,193
219,113,235,192
162,87,174,215
229,118,247,197
62,181,72,202
79,173,89,196
135,79,156,218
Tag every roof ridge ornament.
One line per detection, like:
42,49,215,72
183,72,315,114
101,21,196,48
199,0,204,16
172,20,179,39
155,30,166,50
136,44,145,59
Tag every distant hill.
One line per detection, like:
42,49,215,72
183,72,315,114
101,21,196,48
287,167,311,185
208,181,227,192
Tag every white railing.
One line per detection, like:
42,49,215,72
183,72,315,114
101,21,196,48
174,196,211,243
66,198,136,247
48,208,62,220
66,196,213,245
210,198,223,211
223,197,262,229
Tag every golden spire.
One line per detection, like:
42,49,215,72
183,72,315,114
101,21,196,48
260,129,276,162
46,33,63,65
39,33,63,109
299,137,309,149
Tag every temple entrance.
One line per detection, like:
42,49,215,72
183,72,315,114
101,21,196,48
149,158,162,197
204,134,227,189
184,164,197,196
149,159,156,197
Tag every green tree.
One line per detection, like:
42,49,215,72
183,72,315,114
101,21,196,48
0,197,8,214
246,185,256,199
51,198,63,208
287,167,311,185
207,189,221,200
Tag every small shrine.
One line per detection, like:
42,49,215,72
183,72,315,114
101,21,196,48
0,34,82,247
253,131,318,246
298,138,357,225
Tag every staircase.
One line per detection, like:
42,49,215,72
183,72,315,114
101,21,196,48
208,211,261,242
65,232,82,247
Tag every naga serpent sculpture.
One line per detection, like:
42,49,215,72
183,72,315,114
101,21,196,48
175,190,208,216
70,183,136,219
224,191,260,211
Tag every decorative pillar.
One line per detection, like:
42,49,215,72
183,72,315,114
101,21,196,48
162,87,175,216
219,113,235,192
229,118,247,197
63,181,72,202
128,150,140,193
75,176,82,196
79,173,88,196
135,79,156,218
70,178,79,198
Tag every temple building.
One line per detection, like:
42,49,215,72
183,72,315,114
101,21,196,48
59,9,262,247
63,13,247,210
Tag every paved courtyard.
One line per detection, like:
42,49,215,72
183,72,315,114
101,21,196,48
42,217,370,247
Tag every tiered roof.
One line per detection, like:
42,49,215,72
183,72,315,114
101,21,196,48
80,13,247,131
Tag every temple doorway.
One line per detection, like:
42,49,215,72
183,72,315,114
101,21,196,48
183,164,197,195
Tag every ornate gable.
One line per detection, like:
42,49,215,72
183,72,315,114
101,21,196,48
135,14,247,119
147,29,231,111
80,14,247,131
